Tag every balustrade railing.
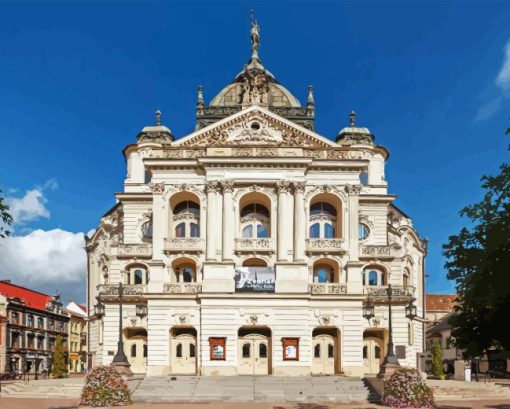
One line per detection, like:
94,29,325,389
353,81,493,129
235,238,275,253
364,285,415,298
305,238,345,253
117,243,152,258
164,237,205,253
164,283,202,294
309,283,347,295
96,284,147,294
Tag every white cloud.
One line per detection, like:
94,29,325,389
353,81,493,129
474,96,502,122
496,40,510,90
0,229,86,286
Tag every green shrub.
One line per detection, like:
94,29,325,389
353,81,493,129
80,366,131,407
431,339,445,378
383,367,434,408
51,335,67,378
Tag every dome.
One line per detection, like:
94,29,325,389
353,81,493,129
336,112,374,145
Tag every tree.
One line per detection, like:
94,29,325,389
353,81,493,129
0,188,13,239
431,340,445,379
443,125,510,357
52,335,67,378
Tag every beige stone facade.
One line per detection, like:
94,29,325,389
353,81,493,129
86,23,426,377
65,301,87,373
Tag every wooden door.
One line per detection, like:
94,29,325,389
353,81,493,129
238,335,269,375
172,335,196,374
311,334,335,375
125,338,147,374
363,338,382,374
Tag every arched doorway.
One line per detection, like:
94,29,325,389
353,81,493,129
363,329,386,375
170,327,197,375
123,327,147,374
238,327,271,375
312,327,340,375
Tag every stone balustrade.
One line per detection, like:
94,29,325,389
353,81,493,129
164,283,202,294
359,245,394,258
117,243,152,258
235,238,275,253
364,285,416,299
309,283,347,295
305,238,345,253
164,237,205,253
96,284,147,294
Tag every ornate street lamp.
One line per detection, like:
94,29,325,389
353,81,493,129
377,283,400,379
94,283,145,376
362,303,375,321
405,301,418,320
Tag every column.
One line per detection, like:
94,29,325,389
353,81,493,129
346,184,362,261
222,181,234,261
293,182,306,262
205,181,219,261
277,181,292,262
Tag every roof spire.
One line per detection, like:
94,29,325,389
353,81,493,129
155,109,162,126
349,110,356,127
250,10,261,60
307,85,315,106
196,85,204,115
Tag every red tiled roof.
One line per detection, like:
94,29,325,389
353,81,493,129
0,281,52,312
426,294,456,312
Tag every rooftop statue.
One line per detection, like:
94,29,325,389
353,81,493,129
250,11,260,58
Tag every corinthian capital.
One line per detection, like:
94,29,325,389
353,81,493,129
344,184,363,195
149,182,165,194
205,181,221,194
221,181,234,194
276,181,291,194
293,182,306,194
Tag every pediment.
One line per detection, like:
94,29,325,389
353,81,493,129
175,105,337,148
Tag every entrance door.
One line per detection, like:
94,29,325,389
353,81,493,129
171,334,196,374
238,334,269,375
312,334,335,375
124,338,147,374
363,337,383,374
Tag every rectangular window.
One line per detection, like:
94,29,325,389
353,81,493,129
27,315,34,327
11,312,19,324
209,337,226,361
38,337,44,350
27,335,34,349
38,317,44,329
11,333,20,348
282,338,299,361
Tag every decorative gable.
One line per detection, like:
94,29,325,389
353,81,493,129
176,106,336,148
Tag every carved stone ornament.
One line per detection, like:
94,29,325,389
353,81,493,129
276,181,291,194
293,182,305,193
227,118,283,145
344,184,363,194
321,315,331,325
205,181,221,194
249,314,258,325
149,182,165,194
179,315,187,324
221,181,234,193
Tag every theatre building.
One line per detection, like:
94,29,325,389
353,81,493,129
86,21,426,377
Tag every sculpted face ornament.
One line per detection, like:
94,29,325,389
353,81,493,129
249,314,258,325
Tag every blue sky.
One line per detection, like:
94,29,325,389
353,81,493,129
0,1,509,302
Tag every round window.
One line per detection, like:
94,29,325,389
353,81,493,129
358,223,370,241
250,122,261,131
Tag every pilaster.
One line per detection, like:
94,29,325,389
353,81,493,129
293,182,306,262
221,181,234,261
277,181,292,262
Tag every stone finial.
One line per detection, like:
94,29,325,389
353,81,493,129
155,109,162,126
196,85,204,115
307,85,314,106
349,111,356,127
250,10,260,59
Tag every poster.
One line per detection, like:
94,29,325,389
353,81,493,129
234,267,275,293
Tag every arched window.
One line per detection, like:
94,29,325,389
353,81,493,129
142,217,153,242
363,267,385,287
240,203,270,239
176,343,182,358
314,344,321,358
143,344,148,358
182,267,194,283
189,343,196,358
131,344,136,358
403,268,411,287
313,260,339,283
259,343,267,358
172,199,200,239
173,259,197,283
125,265,149,285
358,223,370,241
328,343,334,358
242,343,251,358
309,198,341,239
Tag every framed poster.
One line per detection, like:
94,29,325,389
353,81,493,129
282,338,299,361
234,267,275,293
209,337,226,361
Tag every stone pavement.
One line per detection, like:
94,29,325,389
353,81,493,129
132,375,370,403
1,397,510,409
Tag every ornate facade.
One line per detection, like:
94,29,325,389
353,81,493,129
86,21,426,377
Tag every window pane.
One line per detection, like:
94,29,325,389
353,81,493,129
190,223,200,237
256,224,268,238
143,344,147,358
176,343,182,358
242,343,251,358
131,344,136,358
175,223,186,238
241,204,256,217
183,268,193,283
375,345,381,359
324,223,335,238
321,202,336,217
316,268,328,283
259,343,267,358
134,269,144,285
242,225,253,238
309,223,320,238
368,270,378,286
190,343,196,358
358,223,370,240
328,343,334,358
314,343,321,358
363,346,368,359
310,203,322,215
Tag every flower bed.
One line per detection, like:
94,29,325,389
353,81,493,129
80,366,131,407
383,367,434,408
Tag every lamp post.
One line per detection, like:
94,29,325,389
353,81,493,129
94,282,147,376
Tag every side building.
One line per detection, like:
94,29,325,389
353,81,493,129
86,22,427,377
0,280,69,374
65,301,88,373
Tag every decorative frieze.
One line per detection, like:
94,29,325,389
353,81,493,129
305,238,345,253
96,284,147,295
164,238,205,253
164,149,206,159
164,283,202,294
235,238,275,253
344,184,363,195
117,244,153,258
365,285,415,299
360,245,393,257
309,283,347,295
149,182,165,194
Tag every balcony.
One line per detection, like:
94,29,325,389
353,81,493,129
305,238,346,254
235,238,275,253
164,237,205,253
117,243,152,258
309,283,347,295
364,285,416,301
164,283,202,294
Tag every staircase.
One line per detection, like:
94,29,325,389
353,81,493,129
0,378,84,399
133,375,370,403
427,380,510,401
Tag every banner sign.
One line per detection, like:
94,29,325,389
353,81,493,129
234,267,275,293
